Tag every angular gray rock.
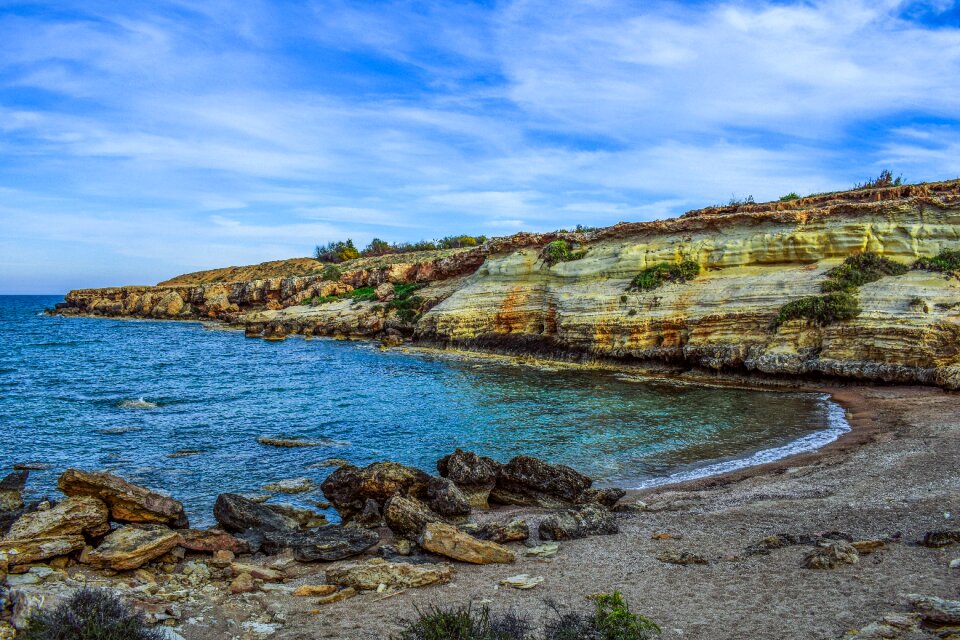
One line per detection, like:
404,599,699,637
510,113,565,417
538,504,618,540
213,493,298,533
492,456,592,508
425,477,471,517
437,449,500,508
261,525,379,562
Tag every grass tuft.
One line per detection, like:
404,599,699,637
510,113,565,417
914,249,960,273
629,260,700,292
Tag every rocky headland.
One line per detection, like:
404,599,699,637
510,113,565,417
52,179,960,389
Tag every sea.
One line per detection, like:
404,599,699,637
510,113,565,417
0,295,848,525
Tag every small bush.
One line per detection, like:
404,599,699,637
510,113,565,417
821,252,909,293
314,240,360,263
345,286,377,301
779,192,801,202
630,260,700,291
321,264,343,281
854,169,903,190
391,603,529,640
773,291,860,328
593,592,660,640
728,195,755,206
914,249,960,273
20,588,165,640
543,240,586,265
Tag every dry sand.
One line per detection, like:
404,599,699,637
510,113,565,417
166,383,960,640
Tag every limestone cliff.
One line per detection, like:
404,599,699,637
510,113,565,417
55,180,960,388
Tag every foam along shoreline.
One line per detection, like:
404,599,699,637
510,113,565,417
630,394,850,490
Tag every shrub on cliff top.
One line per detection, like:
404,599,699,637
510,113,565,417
773,292,860,328
914,249,960,273
630,260,700,292
854,169,903,190
544,240,587,265
20,589,164,640
821,252,909,293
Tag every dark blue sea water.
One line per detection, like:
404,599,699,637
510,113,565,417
0,295,847,526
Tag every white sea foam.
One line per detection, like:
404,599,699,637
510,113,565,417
117,397,158,409
630,397,851,490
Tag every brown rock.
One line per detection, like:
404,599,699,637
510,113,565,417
58,469,188,528
491,456,592,508
316,587,357,605
657,550,708,565
419,522,515,564
6,496,109,540
804,541,859,569
0,471,27,513
178,528,250,554
321,461,431,520
538,504,618,541
0,535,85,567
211,549,235,567
437,449,500,509
230,562,285,582
230,572,256,594
84,525,182,571
473,517,529,544
326,558,454,590
851,539,886,554
384,495,444,538
294,584,337,597
425,477,471,517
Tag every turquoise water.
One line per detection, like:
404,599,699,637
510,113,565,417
0,295,847,525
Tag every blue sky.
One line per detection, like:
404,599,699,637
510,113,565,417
1,0,959,293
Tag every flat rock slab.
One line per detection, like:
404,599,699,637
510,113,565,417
261,525,379,562
420,522,515,564
58,469,187,528
0,535,85,567
6,496,109,539
326,558,454,590
85,525,182,570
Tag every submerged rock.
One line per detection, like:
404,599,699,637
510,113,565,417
538,504,618,541
256,436,326,448
326,558,454,590
263,477,315,494
84,525,182,570
437,449,500,509
321,461,431,520
58,469,187,528
6,495,109,539
419,522,515,564
491,456,592,508
261,525,379,562
0,471,27,513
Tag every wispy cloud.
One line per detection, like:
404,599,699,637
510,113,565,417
0,0,958,292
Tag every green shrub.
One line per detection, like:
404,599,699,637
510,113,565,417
914,249,960,273
314,240,360,263
20,589,165,640
593,592,661,640
854,169,903,190
345,286,377,301
779,192,800,202
543,240,586,265
821,252,909,293
773,291,860,327
908,296,926,307
630,260,700,291
391,603,529,640
321,264,343,281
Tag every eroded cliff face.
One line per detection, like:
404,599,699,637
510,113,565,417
55,182,960,388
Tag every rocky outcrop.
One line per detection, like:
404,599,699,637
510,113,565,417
84,525,182,570
437,449,500,509
383,495,445,539
58,469,188,528
0,536,85,567
491,456,593,508
5,496,109,539
213,493,298,533
260,526,379,562
321,462,432,521
325,558,454,590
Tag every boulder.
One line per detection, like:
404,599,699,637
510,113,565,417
351,498,384,529
921,529,960,548
213,493,298,533
425,477,471,517
473,517,529,544
230,572,255,594
84,525,182,571
419,522,515,565
804,541,859,569
5,496,109,540
265,503,328,528
437,449,500,509
9,588,68,631
908,594,960,624
230,562,286,582
0,535,85,567
0,471,27,513
321,462,431,520
58,469,188,528
491,456,592,508
178,528,251,554
374,282,395,302
384,495,444,538
261,525,379,562
576,487,626,508
538,504,618,541
326,558,454,590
